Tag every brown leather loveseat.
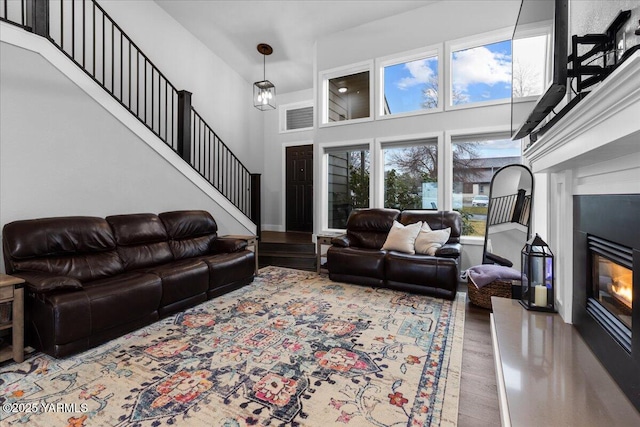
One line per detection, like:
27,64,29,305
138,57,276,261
327,209,462,299
2,210,255,358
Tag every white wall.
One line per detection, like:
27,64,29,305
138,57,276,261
99,0,263,172
261,89,314,231
310,0,522,267
0,42,252,272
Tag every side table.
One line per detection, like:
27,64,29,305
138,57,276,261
222,235,259,274
0,273,25,363
316,234,341,274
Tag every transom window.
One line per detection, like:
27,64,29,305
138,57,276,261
379,47,441,117
279,100,313,133
320,62,373,126
450,39,512,106
512,32,549,98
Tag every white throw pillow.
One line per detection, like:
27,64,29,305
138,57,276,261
382,221,422,254
415,227,451,255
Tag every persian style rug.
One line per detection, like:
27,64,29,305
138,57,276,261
0,266,465,427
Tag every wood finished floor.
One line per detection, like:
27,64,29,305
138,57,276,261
457,290,501,426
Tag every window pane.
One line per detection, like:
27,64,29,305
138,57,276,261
451,40,512,105
383,56,438,115
328,71,370,122
512,34,548,98
452,138,522,237
383,143,438,210
327,149,370,228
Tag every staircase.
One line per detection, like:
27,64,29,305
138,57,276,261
258,232,316,271
0,0,260,234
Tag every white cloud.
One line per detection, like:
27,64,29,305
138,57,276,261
452,46,511,93
395,58,436,90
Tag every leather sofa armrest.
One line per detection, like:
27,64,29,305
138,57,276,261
13,271,83,294
331,234,351,247
435,243,461,258
211,237,248,254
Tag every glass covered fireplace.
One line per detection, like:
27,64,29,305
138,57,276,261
587,236,633,352
574,194,640,412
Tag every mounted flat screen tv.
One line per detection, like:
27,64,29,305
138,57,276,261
511,0,568,140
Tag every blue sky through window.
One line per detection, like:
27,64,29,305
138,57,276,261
383,57,438,115
452,40,512,105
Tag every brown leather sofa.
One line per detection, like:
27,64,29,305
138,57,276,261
327,209,462,299
2,210,255,358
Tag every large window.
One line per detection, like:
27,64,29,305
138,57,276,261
326,147,370,229
379,47,441,117
450,39,512,106
383,140,438,210
452,136,522,237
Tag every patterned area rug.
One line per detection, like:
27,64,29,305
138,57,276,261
1,266,465,426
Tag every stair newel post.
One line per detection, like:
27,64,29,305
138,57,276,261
250,173,262,239
177,90,192,163
29,0,49,37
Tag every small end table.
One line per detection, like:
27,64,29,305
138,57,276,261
316,233,341,274
222,235,259,274
0,273,25,363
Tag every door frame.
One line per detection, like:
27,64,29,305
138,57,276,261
281,140,314,232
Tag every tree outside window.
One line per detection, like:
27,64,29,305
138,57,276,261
383,144,437,210
452,138,522,237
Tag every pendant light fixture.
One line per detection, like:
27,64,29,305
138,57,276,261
253,43,276,110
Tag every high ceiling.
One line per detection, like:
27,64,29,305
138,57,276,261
154,1,433,94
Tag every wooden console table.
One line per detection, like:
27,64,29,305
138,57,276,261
0,274,25,363
316,233,342,274
491,297,640,426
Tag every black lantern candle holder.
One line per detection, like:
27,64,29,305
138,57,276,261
520,234,555,312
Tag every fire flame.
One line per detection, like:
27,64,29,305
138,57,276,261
610,268,632,308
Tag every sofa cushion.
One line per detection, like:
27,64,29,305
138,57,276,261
159,210,218,259
346,208,400,249
199,251,255,291
12,252,123,283
384,252,458,299
415,227,451,255
82,272,162,333
398,210,462,244
382,221,422,254
327,246,386,280
3,216,124,280
143,259,209,309
106,213,173,270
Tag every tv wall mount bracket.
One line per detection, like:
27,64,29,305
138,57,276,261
568,10,636,92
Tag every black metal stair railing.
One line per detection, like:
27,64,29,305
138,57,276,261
0,0,260,228
487,193,532,227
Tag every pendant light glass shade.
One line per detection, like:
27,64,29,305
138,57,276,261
254,43,276,110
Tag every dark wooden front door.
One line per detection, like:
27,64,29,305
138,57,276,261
286,145,313,232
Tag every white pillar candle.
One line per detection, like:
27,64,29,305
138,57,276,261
535,285,547,307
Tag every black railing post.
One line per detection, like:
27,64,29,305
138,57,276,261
30,0,48,36
250,173,261,239
177,90,192,163
511,188,527,224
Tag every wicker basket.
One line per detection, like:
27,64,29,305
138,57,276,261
467,276,514,310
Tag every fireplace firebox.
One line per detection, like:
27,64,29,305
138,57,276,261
574,194,640,411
